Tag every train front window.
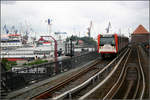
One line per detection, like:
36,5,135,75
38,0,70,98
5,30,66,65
100,37,115,46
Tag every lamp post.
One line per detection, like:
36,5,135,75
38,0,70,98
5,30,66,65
70,38,73,57
70,35,74,57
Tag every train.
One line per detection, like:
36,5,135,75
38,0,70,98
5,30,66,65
97,33,129,58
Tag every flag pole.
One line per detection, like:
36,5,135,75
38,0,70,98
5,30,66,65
48,19,52,36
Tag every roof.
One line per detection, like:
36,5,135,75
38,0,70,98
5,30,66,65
38,37,45,41
78,40,84,44
8,34,20,36
133,24,150,34
99,33,128,38
7,58,25,61
43,42,51,44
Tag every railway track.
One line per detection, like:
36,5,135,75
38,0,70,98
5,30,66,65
78,48,129,100
31,48,129,100
31,59,110,99
103,47,146,99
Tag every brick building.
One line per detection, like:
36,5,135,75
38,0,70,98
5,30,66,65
131,24,150,44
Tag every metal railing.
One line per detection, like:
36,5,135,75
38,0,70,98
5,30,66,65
52,48,129,100
2,51,100,91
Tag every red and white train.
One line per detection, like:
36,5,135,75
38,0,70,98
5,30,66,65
97,33,129,58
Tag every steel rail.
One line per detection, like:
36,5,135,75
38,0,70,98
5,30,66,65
79,48,129,100
52,49,128,100
123,48,143,99
137,47,146,99
123,81,134,99
122,67,140,99
104,47,145,99
31,59,101,99
103,48,131,100
132,67,141,99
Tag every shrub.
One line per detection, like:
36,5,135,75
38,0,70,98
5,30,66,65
1,58,17,71
25,59,48,66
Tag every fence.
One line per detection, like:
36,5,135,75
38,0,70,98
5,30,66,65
1,51,100,91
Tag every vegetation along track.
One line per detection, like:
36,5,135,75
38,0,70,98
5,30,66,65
31,58,110,99
103,47,146,99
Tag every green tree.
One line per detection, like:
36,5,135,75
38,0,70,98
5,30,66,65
66,35,96,45
80,37,97,45
66,35,79,42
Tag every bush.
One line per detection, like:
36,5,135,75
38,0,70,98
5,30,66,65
23,63,27,65
1,58,17,71
24,59,48,66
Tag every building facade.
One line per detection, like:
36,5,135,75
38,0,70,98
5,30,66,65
131,24,150,44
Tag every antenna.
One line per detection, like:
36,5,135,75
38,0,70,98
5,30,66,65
47,18,52,36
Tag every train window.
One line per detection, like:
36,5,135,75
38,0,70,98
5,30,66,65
100,37,115,45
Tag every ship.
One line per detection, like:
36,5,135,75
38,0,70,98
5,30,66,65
1,34,66,62
1,34,22,49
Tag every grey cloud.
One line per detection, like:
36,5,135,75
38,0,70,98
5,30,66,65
118,1,149,10
1,1,16,5
1,1,149,38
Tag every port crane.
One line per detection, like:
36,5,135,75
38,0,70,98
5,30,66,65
87,21,92,37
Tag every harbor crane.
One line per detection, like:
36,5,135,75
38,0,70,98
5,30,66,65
87,21,92,37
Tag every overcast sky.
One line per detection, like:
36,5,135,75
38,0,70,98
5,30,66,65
1,1,149,38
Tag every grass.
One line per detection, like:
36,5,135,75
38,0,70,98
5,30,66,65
23,59,48,66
